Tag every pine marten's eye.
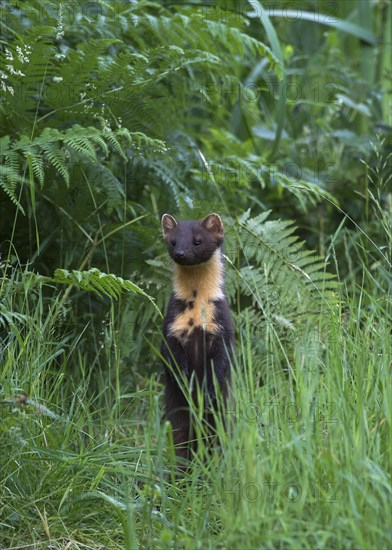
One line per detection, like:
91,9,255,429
193,239,201,246
171,240,176,246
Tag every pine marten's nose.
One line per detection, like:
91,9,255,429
175,250,185,260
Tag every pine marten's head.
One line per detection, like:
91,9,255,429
161,213,224,266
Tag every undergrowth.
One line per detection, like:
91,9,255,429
1,207,390,549
0,1,391,548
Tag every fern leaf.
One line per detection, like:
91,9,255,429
228,211,338,344
26,149,44,187
43,146,69,186
0,164,25,213
52,268,162,317
63,126,98,161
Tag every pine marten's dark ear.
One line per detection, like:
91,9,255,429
161,214,178,237
201,213,224,240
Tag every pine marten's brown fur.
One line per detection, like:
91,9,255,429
161,213,234,463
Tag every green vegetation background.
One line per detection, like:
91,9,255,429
0,1,391,548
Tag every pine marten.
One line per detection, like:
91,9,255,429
161,213,234,463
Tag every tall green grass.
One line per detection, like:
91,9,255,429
1,213,390,549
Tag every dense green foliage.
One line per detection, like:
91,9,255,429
0,0,391,548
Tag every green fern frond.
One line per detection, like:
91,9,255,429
52,268,162,316
100,128,127,159
26,149,45,187
0,125,167,203
227,211,338,345
63,126,99,161
42,146,69,186
125,130,166,153
0,136,24,211
0,164,25,213
140,13,281,76
203,18,282,77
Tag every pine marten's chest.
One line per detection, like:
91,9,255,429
168,251,224,342
169,290,219,340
